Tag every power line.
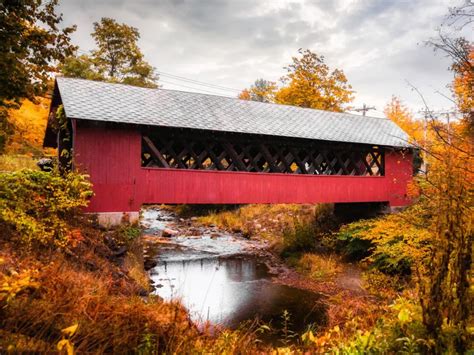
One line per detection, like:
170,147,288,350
418,108,458,145
75,49,241,94
74,48,243,95
156,71,241,93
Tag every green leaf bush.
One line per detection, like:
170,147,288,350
335,206,432,276
0,170,93,249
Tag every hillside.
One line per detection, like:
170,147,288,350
6,98,51,156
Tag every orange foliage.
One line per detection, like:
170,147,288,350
1,253,192,353
384,96,424,144
274,49,354,112
6,97,51,156
452,47,474,117
237,79,276,103
237,88,251,100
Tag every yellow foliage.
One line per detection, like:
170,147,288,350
275,49,354,112
57,323,78,355
197,204,316,240
61,323,79,337
338,203,433,275
6,97,51,156
297,253,342,281
0,268,40,304
0,170,93,249
57,339,74,355
0,154,38,171
238,79,277,103
384,96,425,144
452,46,473,117
237,88,251,100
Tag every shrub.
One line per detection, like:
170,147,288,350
333,297,432,354
335,207,432,276
197,204,318,239
0,170,93,249
362,269,408,298
296,253,342,281
116,224,142,244
280,217,316,256
336,225,373,261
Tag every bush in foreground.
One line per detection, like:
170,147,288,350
0,169,93,249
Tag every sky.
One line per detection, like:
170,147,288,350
58,0,472,119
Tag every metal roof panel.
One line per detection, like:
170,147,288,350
56,77,410,147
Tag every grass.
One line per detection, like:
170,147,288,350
1,257,191,352
295,253,343,281
0,154,38,172
195,204,320,242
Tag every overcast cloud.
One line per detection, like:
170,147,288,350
58,0,473,118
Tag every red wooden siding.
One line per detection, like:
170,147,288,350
73,122,412,213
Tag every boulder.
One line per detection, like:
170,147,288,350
162,228,179,238
37,157,54,171
144,259,158,271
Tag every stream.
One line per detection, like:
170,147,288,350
141,207,328,343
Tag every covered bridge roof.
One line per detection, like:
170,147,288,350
53,77,410,148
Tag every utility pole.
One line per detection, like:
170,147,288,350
416,108,457,175
419,108,431,149
419,109,457,140
418,107,433,176
446,112,451,144
353,103,376,116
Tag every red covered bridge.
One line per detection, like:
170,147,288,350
44,78,413,224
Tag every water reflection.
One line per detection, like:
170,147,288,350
150,255,327,338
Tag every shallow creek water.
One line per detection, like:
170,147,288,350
142,208,327,342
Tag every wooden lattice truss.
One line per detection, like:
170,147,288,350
141,128,384,176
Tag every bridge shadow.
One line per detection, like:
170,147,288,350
167,201,390,223
333,202,390,223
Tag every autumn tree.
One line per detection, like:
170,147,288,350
275,49,354,112
60,55,104,81
446,0,474,30
429,35,473,133
384,96,424,143
61,18,158,88
238,79,277,103
429,0,473,134
452,42,473,129
0,0,76,152
5,98,51,156
0,0,76,108
416,4,474,351
414,118,472,353
446,3,473,132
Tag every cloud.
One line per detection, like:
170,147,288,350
58,0,472,117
